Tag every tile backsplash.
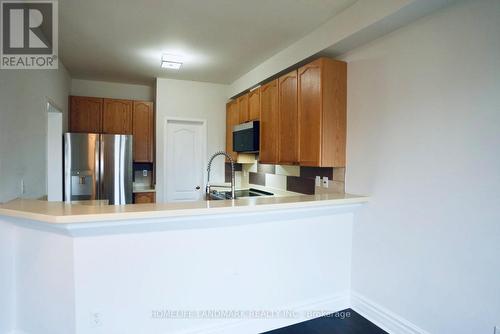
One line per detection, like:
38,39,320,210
257,163,276,174
286,175,316,194
225,162,345,195
248,171,265,186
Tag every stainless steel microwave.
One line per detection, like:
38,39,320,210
233,121,260,153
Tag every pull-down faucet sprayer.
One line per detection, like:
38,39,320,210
206,151,235,200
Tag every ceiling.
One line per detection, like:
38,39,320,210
59,0,357,85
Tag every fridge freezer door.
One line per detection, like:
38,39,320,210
64,133,100,202
100,134,133,204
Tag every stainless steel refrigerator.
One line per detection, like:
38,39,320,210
64,133,133,204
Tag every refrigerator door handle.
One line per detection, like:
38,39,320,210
99,135,105,201
95,136,101,200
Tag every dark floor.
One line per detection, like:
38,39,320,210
262,309,387,334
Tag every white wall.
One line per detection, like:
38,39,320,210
156,78,228,203
71,79,154,101
0,221,15,334
0,62,71,203
70,208,353,334
343,0,500,333
0,220,75,334
15,226,75,334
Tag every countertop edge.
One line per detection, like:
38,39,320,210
60,197,368,224
0,195,369,225
0,208,57,224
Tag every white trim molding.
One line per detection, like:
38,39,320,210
351,291,431,334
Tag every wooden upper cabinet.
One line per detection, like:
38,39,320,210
70,95,156,164
237,93,249,124
297,61,322,166
102,99,133,134
69,96,103,133
278,70,299,165
248,88,260,121
226,100,239,162
259,80,279,164
132,101,154,163
298,57,347,167
226,56,345,167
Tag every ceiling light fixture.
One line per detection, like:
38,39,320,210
161,54,182,70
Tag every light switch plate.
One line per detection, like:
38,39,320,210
322,176,329,188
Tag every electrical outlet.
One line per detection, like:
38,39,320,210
142,169,148,177
315,176,321,187
90,312,103,327
322,176,329,188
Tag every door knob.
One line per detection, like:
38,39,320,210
195,186,200,190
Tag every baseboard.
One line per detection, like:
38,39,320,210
351,291,430,334
176,291,350,334
8,292,431,334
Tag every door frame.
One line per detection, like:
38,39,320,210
46,98,63,201
163,117,207,202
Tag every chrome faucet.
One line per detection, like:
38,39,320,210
206,151,236,200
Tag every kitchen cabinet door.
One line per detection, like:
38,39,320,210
102,99,133,134
298,60,322,166
259,80,279,164
298,57,346,167
133,192,155,203
237,93,249,124
248,88,260,121
226,100,239,162
69,96,103,133
133,101,154,163
278,70,299,165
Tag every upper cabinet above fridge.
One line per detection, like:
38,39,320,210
102,99,133,135
69,96,155,163
69,96,103,133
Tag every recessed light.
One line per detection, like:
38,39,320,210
161,54,183,70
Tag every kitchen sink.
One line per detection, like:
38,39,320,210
208,188,274,200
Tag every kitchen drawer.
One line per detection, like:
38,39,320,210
133,192,156,204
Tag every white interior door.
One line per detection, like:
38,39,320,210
165,119,206,202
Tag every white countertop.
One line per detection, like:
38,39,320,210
0,193,368,224
132,185,156,193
